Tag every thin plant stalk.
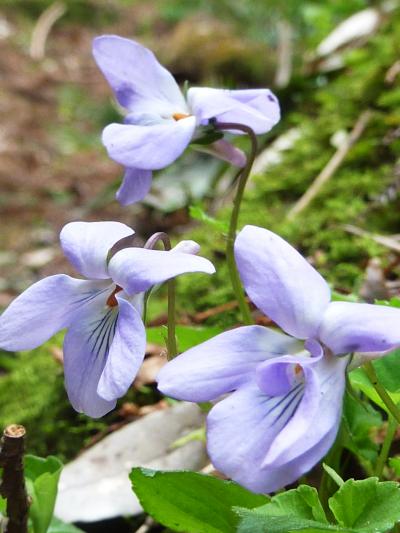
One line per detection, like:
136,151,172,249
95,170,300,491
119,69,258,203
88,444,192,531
364,361,400,425
375,415,397,478
144,232,178,359
318,423,345,519
215,122,258,325
167,278,177,358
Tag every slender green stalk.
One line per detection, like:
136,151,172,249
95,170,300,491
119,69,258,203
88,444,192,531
167,278,177,359
215,122,258,325
364,361,400,424
375,415,397,478
144,232,178,359
319,423,345,518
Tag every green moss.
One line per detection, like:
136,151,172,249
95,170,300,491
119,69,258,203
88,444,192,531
0,332,161,461
0,334,109,461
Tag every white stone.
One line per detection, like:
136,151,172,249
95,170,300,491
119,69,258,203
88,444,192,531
55,402,207,523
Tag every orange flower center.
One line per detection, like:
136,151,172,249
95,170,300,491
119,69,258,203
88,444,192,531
294,364,303,376
106,285,123,307
172,112,190,121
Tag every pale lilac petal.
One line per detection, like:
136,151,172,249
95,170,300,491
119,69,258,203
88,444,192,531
207,381,305,493
195,139,246,167
349,350,395,369
234,225,331,339
124,111,164,126
206,351,347,493
319,301,400,355
0,275,108,351
108,247,215,295
157,326,301,402
116,168,152,206
255,340,323,398
93,35,186,113
256,361,296,396
171,240,200,255
102,116,196,170
63,286,119,417
262,353,348,468
60,221,134,279
97,294,145,401
255,355,316,398
254,424,339,493
188,87,280,135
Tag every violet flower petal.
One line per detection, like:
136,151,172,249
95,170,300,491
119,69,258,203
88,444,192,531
157,326,301,402
102,117,196,170
63,287,118,417
195,139,246,168
206,352,347,494
116,167,153,206
255,348,320,397
188,87,280,134
60,221,134,279
234,225,331,339
97,294,146,401
0,275,108,351
108,247,215,295
171,240,200,255
262,353,348,468
206,382,306,493
255,424,339,494
93,35,186,113
319,301,400,355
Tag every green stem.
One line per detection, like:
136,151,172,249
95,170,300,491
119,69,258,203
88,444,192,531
215,122,258,325
167,278,177,359
375,415,397,478
144,232,177,359
319,423,345,518
364,361,400,424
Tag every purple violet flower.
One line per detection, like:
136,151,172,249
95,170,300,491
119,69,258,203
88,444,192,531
0,221,215,418
157,225,400,493
92,35,280,205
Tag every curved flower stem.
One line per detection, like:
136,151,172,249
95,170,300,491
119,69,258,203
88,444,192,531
215,122,258,325
144,232,178,359
364,361,400,424
375,415,396,478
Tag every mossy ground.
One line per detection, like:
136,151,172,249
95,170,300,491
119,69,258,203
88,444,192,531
0,335,160,461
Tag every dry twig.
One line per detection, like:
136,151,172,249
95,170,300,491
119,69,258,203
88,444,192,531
135,517,156,533
30,1,66,61
343,224,400,253
274,20,294,88
287,110,372,220
385,60,400,84
0,425,29,533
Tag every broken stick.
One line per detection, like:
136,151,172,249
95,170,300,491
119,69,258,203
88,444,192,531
0,425,29,533
287,109,372,220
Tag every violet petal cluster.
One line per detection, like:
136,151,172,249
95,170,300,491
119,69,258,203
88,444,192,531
0,221,215,417
157,225,400,493
93,35,280,205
